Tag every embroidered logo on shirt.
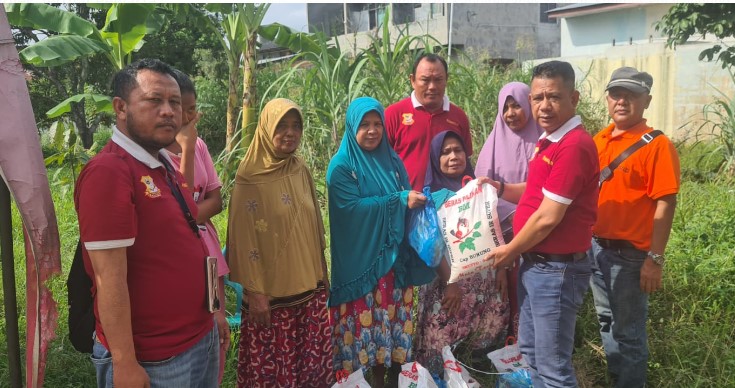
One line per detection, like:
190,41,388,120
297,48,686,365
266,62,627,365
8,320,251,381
402,113,414,125
140,176,161,198
542,156,554,166
531,139,552,161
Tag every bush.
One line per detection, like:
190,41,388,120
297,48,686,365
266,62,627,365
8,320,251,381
193,76,229,155
695,69,735,178
92,127,112,147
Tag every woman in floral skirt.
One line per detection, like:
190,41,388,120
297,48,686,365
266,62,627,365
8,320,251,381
413,130,510,376
327,97,434,387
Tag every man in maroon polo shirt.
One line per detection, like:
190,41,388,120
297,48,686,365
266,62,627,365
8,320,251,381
384,53,473,190
75,59,218,387
486,60,599,387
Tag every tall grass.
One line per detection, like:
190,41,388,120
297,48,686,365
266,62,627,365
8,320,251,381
3,28,734,388
695,68,735,177
574,145,735,388
4,145,734,386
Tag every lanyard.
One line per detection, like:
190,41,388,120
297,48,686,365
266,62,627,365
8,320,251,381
158,155,200,237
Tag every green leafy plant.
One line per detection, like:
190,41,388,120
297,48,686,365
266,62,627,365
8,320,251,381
574,61,611,136
695,68,735,177
169,4,324,151
361,8,427,104
655,4,735,69
6,3,165,146
42,119,98,189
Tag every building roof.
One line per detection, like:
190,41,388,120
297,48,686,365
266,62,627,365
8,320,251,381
547,3,644,19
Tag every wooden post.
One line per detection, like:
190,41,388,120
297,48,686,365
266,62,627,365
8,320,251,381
0,178,23,388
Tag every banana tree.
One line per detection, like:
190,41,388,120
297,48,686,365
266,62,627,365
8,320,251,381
5,3,164,147
167,3,265,152
235,3,268,151
169,4,327,151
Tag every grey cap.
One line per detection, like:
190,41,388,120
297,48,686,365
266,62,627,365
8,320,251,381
605,67,653,94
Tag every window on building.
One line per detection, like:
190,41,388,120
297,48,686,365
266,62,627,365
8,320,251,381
430,3,444,18
539,3,557,24
393,3,421,25
347,3,386,32
306,4,344,36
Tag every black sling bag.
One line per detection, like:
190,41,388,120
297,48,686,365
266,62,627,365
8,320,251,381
599,130,663,187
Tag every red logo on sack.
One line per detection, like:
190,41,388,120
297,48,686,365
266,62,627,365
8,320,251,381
335,369,349,383
444,360,462,372
501,353,523,363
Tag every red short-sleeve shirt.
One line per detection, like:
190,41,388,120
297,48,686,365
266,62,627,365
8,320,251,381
384,94,472,190
75,130,213,361
513,119,600,254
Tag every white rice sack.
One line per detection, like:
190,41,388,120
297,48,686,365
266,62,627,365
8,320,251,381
436,179,506,283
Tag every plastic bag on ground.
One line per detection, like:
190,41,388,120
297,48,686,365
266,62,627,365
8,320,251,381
398,361,439,388
487,336,528,372
332,368,371,388
442,345,480,388
495,369,532,388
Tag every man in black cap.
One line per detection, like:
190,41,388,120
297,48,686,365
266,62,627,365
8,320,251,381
589,66,680,387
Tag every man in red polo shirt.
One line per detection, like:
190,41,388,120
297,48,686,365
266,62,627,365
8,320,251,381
590,67,679,388
487,60,599,387
75,59,218,387
384,53,473,190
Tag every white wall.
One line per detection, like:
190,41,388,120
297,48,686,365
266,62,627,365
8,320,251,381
546,4,734,140
529,41,733,141
335,7,448,56
559,4,672,57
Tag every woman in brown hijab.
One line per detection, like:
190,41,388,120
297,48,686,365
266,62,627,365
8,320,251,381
227,98,332,387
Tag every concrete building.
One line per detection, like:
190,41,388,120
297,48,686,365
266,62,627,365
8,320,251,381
306,3,561,62
542,3,733,140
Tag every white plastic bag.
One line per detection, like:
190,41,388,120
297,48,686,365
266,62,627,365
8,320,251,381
442,345,480,388
398,361,439,388
331,368,371,388
487,337,528,372
436,179,505,283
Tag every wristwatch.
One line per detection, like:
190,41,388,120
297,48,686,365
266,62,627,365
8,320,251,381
647,251,666,266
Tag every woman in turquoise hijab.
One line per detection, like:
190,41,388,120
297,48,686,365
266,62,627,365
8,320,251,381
327,97,434,387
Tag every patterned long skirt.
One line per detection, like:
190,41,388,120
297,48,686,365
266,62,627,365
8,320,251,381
237,289,333,387
330,270,414,376
414,268,509,375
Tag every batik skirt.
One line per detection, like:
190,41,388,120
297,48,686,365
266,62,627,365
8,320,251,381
330,270,414,375
237,288,333,387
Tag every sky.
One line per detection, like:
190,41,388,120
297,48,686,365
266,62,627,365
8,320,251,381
262,3,309,32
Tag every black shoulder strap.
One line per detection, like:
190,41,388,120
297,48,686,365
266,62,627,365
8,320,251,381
158,155,200,237
599,130,663,187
